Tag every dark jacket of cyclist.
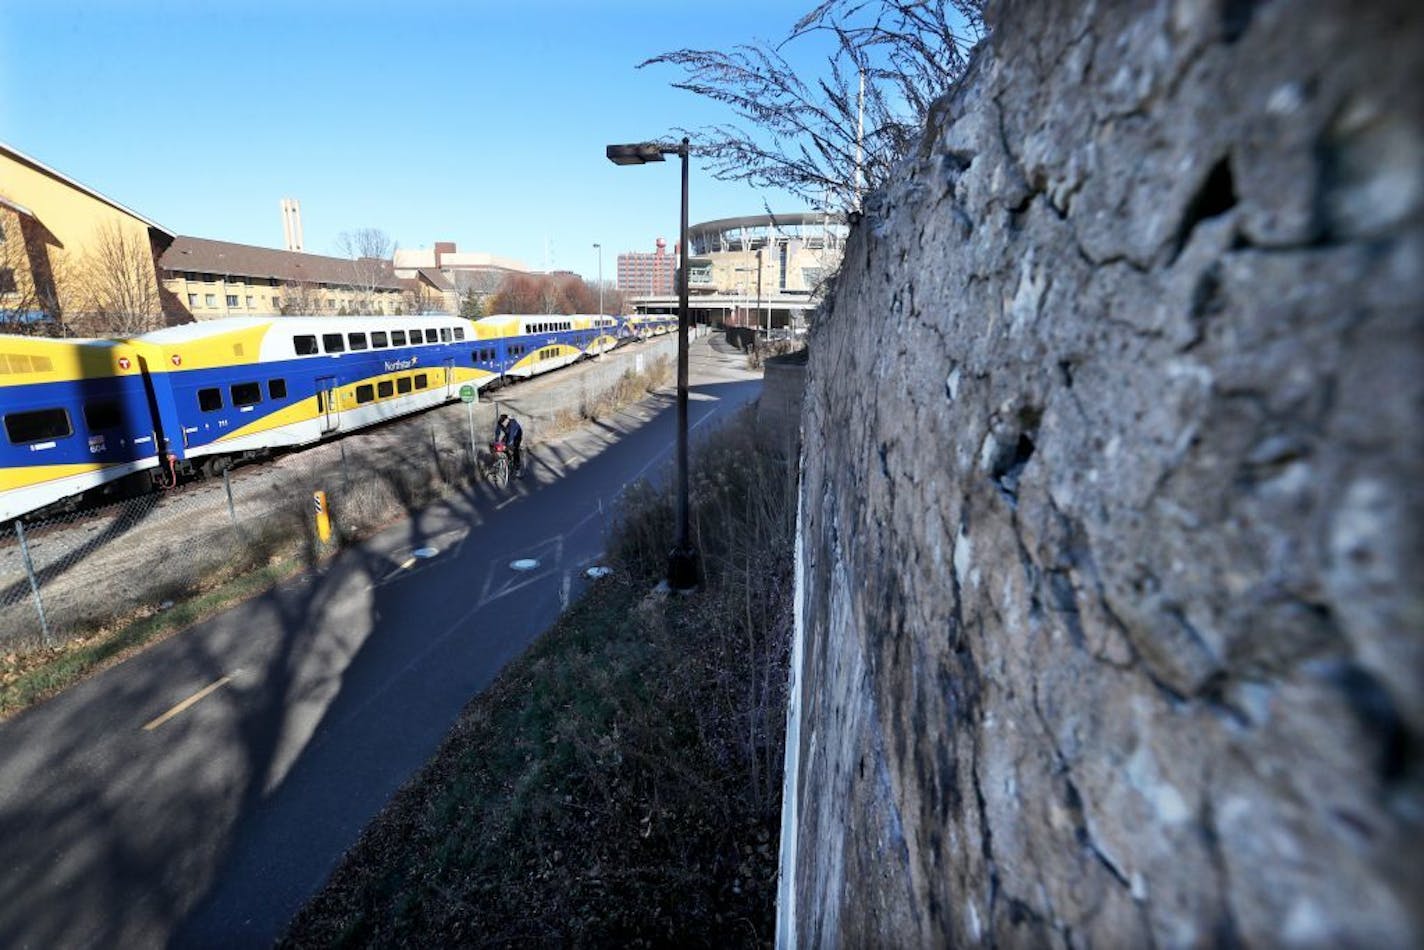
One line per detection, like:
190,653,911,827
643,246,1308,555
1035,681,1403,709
494,414,524,473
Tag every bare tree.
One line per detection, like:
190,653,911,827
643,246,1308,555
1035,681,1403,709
0,215,62,335
642,0,984,211
490,272,601,315
401,278,440,316
278,279,323,316
70,223,164,336
336,227,396,311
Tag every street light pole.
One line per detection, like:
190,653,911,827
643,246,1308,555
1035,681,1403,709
607,136,699,590
757,247,765,337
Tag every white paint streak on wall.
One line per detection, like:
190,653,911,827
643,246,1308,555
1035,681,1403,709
775,487,808,948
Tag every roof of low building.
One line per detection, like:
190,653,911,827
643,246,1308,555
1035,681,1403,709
160,235,404,290
416,267,456,292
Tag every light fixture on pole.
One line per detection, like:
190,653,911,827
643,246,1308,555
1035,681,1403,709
606,137,698,590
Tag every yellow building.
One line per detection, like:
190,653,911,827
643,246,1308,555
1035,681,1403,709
0,141,181,336
160,236,409,319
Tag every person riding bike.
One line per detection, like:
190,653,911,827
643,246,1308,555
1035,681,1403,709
494,413,524,477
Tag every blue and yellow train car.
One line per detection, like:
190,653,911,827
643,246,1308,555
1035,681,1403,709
473,313,621,380
137,315,495,475
2,309,651,520
0,334,164,521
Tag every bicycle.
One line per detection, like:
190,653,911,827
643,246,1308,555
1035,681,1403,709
483,441,512,489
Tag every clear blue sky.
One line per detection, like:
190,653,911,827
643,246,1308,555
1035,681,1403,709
1,0,829,279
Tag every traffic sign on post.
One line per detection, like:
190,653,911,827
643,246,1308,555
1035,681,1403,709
459,384,476,403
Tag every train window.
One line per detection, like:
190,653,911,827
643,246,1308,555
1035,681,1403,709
198,388,223,412
355,384,375,404
231,382,262,406
83,400,124,431
408,329,423,344
348,333,368,351
5,407,72,444
453,327,465,341
440,328,452,342
377,380,394,399
323,333,345,353
371,331,388,348
294,335,318,355
397,376,412,394
391,330,407,346
414,373,428,389
268,378,287,400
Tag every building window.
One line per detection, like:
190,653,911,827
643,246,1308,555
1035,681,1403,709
245,296,255,308
226,295,238,307
272,296,281,309
205,294,217,307
187,293,198,307
0,269,17,293
203,273,215,283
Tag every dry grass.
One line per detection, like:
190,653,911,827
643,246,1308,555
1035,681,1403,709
282,407,797,947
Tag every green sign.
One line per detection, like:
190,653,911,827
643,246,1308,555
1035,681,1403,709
459,384,476,403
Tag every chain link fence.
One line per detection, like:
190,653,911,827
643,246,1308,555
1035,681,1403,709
0,332,690,648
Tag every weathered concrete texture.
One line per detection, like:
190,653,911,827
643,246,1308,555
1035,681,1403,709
785,1,1424,946
759,350,809,453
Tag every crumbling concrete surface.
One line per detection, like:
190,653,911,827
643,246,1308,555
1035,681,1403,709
782,1,1423,945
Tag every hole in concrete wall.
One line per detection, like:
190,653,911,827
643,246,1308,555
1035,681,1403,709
1221,0,1259,43
991,431,1037,506
1330,662,1412,785
1173,156,1238,262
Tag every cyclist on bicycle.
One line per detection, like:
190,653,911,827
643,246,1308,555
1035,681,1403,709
494,413,524,477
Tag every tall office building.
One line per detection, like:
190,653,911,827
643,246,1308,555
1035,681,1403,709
616,237,676,296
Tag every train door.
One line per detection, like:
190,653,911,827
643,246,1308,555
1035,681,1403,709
443,358,455,398
316,375,340,433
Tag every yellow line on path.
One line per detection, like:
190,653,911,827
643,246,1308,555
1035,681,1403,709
143,675,234,732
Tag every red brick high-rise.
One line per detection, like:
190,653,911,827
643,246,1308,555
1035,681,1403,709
616,237,676,296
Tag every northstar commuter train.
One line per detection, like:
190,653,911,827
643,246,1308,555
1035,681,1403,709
0,310,676,522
